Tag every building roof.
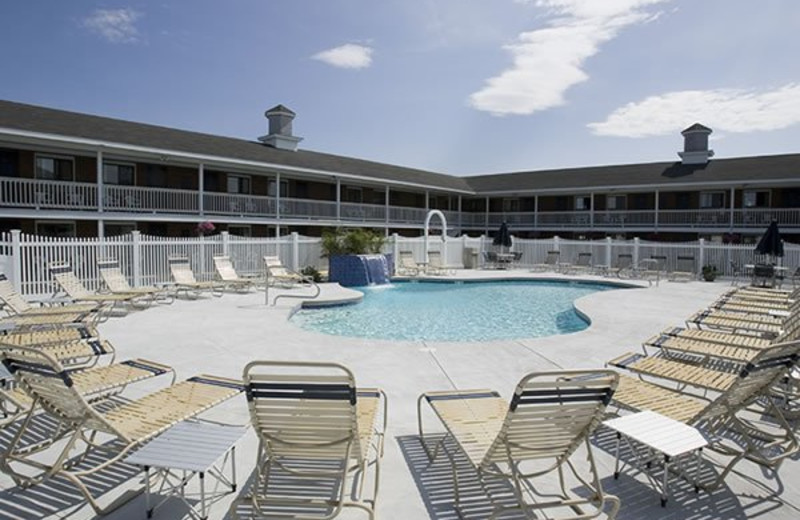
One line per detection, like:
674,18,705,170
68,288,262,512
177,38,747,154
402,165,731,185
1,99,799,197
464,154,800,194
0,100,472,193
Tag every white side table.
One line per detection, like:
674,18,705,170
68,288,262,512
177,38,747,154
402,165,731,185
603,411,708,506
126,421,248,519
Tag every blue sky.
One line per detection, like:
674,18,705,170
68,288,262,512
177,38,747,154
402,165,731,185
2,1,799,176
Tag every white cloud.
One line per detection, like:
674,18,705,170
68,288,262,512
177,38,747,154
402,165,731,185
312,44,373,69
82,8,142,44
588,84,800,137
469,0,670,116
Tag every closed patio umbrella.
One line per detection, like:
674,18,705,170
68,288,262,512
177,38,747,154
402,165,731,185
755,220,784,263
493,222,512,253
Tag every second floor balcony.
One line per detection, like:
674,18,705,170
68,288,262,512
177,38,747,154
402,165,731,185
2,177,799,231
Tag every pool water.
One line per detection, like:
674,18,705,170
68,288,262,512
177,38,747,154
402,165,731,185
291,281,617,342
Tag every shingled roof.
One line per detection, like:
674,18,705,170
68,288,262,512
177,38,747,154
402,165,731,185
464,153,800,193
0,100,472,193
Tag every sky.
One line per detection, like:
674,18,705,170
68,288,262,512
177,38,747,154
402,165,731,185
1,1,800,176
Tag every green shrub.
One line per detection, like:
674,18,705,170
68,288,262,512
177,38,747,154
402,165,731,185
301,266,323,283
321,228,386,256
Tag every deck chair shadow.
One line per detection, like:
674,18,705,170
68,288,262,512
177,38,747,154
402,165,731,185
97,259,173,304
609,339,800,489
167,255,225,298
0,345,243,515
230,361,387,519
417,370,621,520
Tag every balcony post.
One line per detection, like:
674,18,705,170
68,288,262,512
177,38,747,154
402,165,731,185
425,190,430,211
96,149,104,213
457,195,462,232
606,236,613,268
654,189,659,232
336,177,341,221
385,185,390,232
699,238,705,269
589,192,595,229
729,187,735,231
485,196,490,235
198,163,205,215
534,195,538,230
633,237,640,266
276,173,282,221
291,232,299,271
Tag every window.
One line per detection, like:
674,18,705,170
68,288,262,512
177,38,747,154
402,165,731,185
606,194,626,210
0,149,18,177
103,162,135,185
35,154,74,181
227,174,251,194
35,220,76,237
502,198,519,212
574,195,591,211
744,190,770,208
227,225,252,237
104,222,136,236
343,187,362,203
700,191,725,209
268,179,288,197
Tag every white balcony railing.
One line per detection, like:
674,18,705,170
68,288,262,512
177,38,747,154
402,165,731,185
340,202,386,222
7,178,800,231
203,192,274,216
0,177,97,210
105,185,198,213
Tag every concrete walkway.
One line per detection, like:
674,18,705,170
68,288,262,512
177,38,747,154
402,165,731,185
1,271,798,519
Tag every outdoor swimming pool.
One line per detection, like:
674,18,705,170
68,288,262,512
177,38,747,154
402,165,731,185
291,280,620,341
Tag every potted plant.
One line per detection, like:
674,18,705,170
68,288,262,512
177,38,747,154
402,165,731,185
701,264,719,282
322,228,390,286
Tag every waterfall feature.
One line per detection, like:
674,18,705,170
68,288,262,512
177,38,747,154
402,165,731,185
329,254,391,287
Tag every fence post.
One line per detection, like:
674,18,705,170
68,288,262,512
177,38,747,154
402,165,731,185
392,233,400,272
222,231,230,257
606,236,612,268
132,230,141,287
291,232,300,271
633,237,640,266
10,229,22,294
699,238,705,271
553,235,560,252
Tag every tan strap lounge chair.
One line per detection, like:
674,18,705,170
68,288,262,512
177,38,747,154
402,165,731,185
231,361,387,519
0,324,100,347
0,311,92,330
425,251,453,275
417,370,620,520
167,255,225,297
669,255,696,282
0,345,243,515
48,261,148,311
530,250,560,273
97,259,173,304
568,252,593,275
263,255,310,287
0,273,100,318
396,251,422,277
609,340,800,488
213,255,258,292
613,253,634,278
687,309,785,336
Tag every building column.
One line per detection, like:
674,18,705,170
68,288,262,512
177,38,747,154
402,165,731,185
276,173,281,220
335,177,341,220
534,195,539,230
654,189,659,232
425,190,430,211
198,163,205,215
385,185,390,233
484,196,490,235
457,195,462,232
96,149,104,212
729,187,735,231
589,192,595,229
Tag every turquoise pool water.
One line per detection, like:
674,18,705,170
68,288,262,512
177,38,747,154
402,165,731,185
291,281,618,342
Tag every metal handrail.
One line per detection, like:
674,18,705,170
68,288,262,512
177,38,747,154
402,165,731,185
264,264,321,306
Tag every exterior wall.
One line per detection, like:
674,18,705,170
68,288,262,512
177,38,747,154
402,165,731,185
389,190,425,208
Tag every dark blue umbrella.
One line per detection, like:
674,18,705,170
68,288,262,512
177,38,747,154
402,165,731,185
755,220,784,262
493,222,512,251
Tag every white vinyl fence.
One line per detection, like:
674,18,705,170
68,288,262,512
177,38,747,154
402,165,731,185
0,230,795,298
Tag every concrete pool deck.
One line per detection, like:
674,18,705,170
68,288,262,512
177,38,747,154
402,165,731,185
1,270,799,519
